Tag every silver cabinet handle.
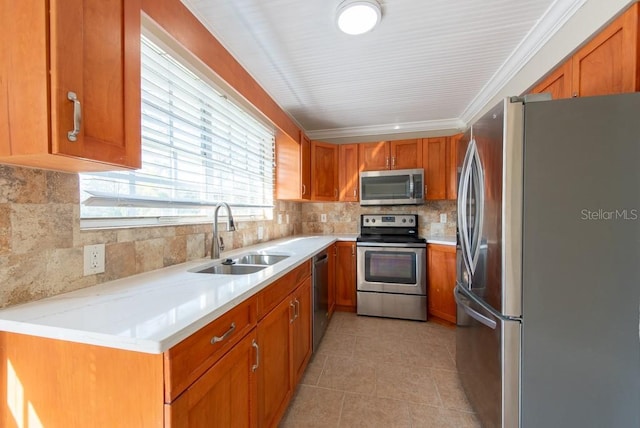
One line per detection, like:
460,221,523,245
67,91,81,142
294,298,300,320
334,188,338,198
385,157,389,168
210,322,236,344
302,184,307,195
353,188,357,197
391,156,396,167
290,301,296,323
251,340,260,372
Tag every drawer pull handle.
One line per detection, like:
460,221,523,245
67,91,82,142
290,301,296,323
210,322,236,344
251,340,260,372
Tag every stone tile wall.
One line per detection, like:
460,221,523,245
0,163,456,309
300,201,457,237
0,165,301,308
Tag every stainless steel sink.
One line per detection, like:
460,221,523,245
192,264,266,275
190,253,289,275
235,254,289,265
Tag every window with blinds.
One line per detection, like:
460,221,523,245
79,36,275,225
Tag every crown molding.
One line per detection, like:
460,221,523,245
459,0,587,123
306,118,466,141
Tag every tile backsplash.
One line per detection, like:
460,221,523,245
301,201,457,237
0,163,455,308
0,165,301,308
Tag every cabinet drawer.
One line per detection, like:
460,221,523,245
257,261,311,319
163,296,257,402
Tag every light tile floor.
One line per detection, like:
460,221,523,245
280,312,481,428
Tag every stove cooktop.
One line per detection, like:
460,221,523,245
357,214,425,244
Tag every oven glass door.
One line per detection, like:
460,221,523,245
357,245,426,295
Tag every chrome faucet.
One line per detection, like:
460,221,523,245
211,202,236,259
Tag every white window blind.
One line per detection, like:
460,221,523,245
80,36,275,223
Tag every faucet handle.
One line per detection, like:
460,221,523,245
219,236,225,252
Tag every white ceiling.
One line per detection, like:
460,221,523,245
180,0,586,141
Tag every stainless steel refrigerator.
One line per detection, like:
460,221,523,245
454,93,640,428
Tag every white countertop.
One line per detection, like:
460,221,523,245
0,236,344,354
425,236,456,246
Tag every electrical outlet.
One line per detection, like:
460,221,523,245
258,226,264,240
83,244,105,276
440,213,447,223
277,213,283,224
321,213,327,223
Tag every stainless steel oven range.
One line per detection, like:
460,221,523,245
356,214,427,321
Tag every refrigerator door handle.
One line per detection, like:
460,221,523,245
457,140,475,279
469,146,485,273
454,285,497,329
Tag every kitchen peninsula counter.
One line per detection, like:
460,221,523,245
0,235,356,354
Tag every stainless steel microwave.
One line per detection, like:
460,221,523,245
359,168,424,205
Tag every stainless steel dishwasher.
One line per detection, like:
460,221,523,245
312,250,329,351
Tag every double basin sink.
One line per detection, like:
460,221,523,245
190,253,289,275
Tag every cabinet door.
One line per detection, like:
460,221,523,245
51,0,141,168
166,330,258,428
422,137,447,200
257,297,293,427
359,141,390,171
571,3,639,97
391,139,422,169
335,242,357,311
328,243,336,318
300,132,312,200
291,277,312,386
1,0,141,171
427,244,457,323
339,144,360,201
531,61,572,99
311,141,338,201
445,134,462,200
275,130,303,200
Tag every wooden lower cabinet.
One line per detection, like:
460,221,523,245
290,278,313,386
257,297,293,427
257,269,312,427
335,241,357,312
165,330,258,427
0,261,315,428
427,244,457,323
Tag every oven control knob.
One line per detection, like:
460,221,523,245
402,218,406,223
365,218,369,223
409,218,414,223
372,219,376,223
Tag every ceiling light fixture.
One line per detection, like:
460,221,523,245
336,0,382,35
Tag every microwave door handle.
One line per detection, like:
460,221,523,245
409,175,415,199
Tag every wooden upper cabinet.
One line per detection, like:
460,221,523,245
531,61,573,99
311,141,338,201
529,2,640,99
275,130,302,200
445,133,462,200
300,132,312,200
0,0,141,172
572,2,639,97
359,139,422,171
391,139,422,169
422,137,447,200
359,141,389,171
338,143,359,201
